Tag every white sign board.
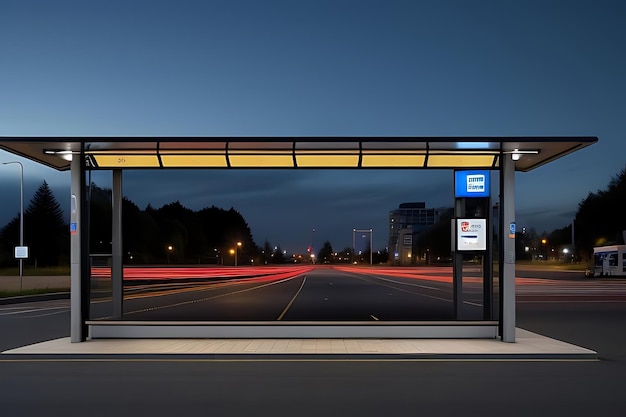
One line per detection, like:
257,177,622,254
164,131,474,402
457,219,487,251
15,246,29,259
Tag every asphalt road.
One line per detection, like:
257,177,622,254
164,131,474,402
1,267,626,416
89,266,491,321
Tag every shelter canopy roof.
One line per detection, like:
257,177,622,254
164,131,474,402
0,136,597,172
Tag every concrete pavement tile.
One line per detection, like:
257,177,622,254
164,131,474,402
270,339,290,353
0,327,598,359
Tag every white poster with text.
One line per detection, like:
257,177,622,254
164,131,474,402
457,219,487,251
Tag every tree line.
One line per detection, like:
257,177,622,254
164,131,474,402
1,166,624,267
0,182,270,267
530,165,626,262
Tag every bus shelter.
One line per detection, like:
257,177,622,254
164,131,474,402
0,136,597,342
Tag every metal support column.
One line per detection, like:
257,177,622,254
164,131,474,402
70,148,86,342
483,197,493,320
453,199,465,319
500,154,516,342
112,170,123,319
369,229,373,265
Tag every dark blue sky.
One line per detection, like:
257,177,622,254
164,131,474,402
1,0,625,253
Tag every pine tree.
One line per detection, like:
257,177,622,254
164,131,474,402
318,241,334,263
25,181,68,266
0,216,20,266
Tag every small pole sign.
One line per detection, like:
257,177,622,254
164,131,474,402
15,246,29,259
509,222,516,239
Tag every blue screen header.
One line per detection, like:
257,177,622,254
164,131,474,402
455,170,491,198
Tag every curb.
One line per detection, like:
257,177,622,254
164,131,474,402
0,292,70,305
0,352,599,361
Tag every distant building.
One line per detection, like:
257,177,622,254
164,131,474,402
389,202,450,265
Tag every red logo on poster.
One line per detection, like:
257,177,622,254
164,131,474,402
461,221,470,232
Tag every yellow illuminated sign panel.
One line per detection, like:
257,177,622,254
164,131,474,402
361,152,426,167
229,152,293,167
295,151,359,167
427,154,496,168
160,154,227,167
92,155,160,168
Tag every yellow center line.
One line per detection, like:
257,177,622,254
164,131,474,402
277,275,307,320
124,274,306,316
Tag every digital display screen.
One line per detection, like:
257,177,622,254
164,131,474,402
455,170,491,198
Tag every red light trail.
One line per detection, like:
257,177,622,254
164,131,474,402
91,265,313,282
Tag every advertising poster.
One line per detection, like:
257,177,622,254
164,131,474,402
457,219,487,251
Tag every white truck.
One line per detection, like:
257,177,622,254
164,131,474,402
588,245,626,277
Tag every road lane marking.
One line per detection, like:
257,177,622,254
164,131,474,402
339,270,445,292
0,302,68,311
463,301,483,307
0,306,69,316
122,274,308,317
367,275,440,290
14,310,69,318
344,272,453,303
277,275,307,320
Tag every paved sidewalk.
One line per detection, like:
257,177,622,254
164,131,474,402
2,328,597,360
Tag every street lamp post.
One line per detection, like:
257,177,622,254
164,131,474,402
234,241,242,266
230,242,242,266
166,245,173,264
311,228,315,264
2,161,24,291
352,228,373,265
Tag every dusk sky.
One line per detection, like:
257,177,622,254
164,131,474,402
1,0,624,254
